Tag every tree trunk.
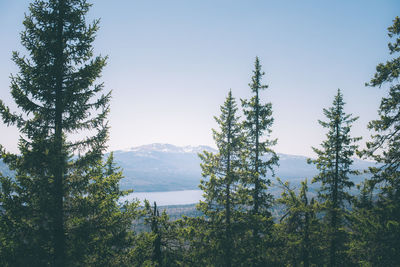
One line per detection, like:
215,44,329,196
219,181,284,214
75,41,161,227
54,1,66,266
330,117,340,267
254,88,260,214
225,114,232,267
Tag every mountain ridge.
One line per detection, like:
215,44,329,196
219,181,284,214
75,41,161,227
115,143,217,154
108,143,375,192
0,143,376,192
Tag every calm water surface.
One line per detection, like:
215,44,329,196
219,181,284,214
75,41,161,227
120,190,204,206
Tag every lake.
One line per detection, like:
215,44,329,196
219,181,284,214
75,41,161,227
120,190,204,206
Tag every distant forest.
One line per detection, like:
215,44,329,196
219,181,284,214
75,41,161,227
0,1,399,266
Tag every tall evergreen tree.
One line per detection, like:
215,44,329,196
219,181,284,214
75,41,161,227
241,57,278,266
197,90,246,267
0,0,125,266
308,89,360,267
241,57,278,216
354,16,400,265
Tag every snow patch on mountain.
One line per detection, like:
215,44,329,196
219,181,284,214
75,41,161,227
117,143,217,154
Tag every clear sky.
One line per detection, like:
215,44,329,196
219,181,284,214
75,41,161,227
0,0,399,157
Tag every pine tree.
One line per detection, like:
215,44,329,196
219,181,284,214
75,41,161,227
241,57,278,265
197,90,246,267
308,89,360,267
0,0,121,265
355,16,400,265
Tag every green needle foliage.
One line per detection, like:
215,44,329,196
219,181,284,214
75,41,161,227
352,16,400,266
0,1,137,266
197,90,247,267
348,182,379,265
241,57,278,265
308,89,360,267
66,153,140,266
274,178,323,267
241,57,278,216
147,201,163,267
137,201,184,266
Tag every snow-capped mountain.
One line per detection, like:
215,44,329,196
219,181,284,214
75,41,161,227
108,144,375,192
118,143,217,154
111,144,216,191
0,143,376,192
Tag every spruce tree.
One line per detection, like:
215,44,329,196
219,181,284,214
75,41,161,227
67,153,140,266
197,90,246,267
241,57,278,216
0,0,124,265
308,89,360,267
241,57,278,265
355,16,400,265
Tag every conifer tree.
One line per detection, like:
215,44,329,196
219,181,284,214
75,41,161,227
241,57,278,216
275,178,324,267
347,182,378,265
355,16,400,265
241,57,278,265
197,90,246,267
148,201,163,267
67,153,140,266
0,0,125,265
132,201,187,266
308,89,360,267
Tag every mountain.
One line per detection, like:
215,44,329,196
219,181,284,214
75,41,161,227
110,143,375,192
0,143,376,192
111,144,217,191
119,143,215,154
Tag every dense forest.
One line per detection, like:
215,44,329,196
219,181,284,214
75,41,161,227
0,0,399,266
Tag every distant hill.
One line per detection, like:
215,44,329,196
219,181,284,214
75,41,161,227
0,143,377,192
110,143,376,192
111,144,218,191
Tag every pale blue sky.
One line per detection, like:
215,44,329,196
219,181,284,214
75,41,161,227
0,1,398,157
